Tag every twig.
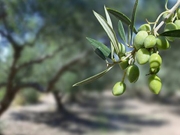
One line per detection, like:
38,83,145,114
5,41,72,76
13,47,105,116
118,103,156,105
154,0,180,35
46,50,91,92
17,45,66,70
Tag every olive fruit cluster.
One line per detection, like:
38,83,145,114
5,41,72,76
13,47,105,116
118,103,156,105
112,64,140,95
113,58,140,96
134,25,170,51
112,24,164,95
130,8,180,94
133,23,165,94
112,8,180,96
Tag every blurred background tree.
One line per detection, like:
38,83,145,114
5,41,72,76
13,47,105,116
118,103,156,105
0,0,179,117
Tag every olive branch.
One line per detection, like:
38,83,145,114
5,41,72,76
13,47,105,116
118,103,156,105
73,0,180,96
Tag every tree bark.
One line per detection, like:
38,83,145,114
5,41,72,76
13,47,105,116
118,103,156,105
0,88,18,116
52,91,66,112
0,28,22,117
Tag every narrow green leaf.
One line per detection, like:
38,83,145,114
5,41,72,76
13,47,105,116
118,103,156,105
118,21,126,43
86,37,111,58
107,8,137,33
110,42,115,60
104,6,113,28
107,8,131,25
93,11,120,54
160,30,180,37
94,48,106,60
130,0,138,39
128,25,131,45
73,66,113,87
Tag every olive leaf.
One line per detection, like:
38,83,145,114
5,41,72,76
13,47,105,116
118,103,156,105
104,6,113,28
93,11,120,54
160,30,180,37
86,37,111,59
94,48,106,60
128,25,132,45
118,20,126,43
110,42,115,60
104,6,114,60
107,8,131,26
72,66,113,87
107,8,137,33
130,0,138,39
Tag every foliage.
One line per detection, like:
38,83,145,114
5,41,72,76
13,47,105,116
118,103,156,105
0,88,5,101
0,0,115,116
15,89,40,105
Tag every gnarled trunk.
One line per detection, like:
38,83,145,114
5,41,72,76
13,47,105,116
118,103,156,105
0,88,18,117
52,91,66,112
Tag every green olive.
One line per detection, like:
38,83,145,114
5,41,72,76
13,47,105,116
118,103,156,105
156,36,170,50
164,22,178,41
174,20,180,29
118,43,126,57
164,22,177,31
112,81,126,96
144,35,156,48
163,12,174,23
133,31,148,50
149,53,162,68
126,64,140,83
119,58,129,70
148,75,162,94
177,8,180,19
138,24,151,32
136,48,150,65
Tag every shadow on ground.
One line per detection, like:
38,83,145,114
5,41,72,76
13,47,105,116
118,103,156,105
10,93,167,135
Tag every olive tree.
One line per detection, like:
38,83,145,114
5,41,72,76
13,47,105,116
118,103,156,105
0,0,104,116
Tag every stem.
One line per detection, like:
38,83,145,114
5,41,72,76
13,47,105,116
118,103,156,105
165,0,169,10
154,0,180,35
122,71,127,82
153,11,168,30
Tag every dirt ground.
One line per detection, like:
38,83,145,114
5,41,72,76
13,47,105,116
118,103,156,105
1,90,180,135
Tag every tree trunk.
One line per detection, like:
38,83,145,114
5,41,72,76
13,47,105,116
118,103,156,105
0,88,18,117
68,92,78,103
52,91,66,112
